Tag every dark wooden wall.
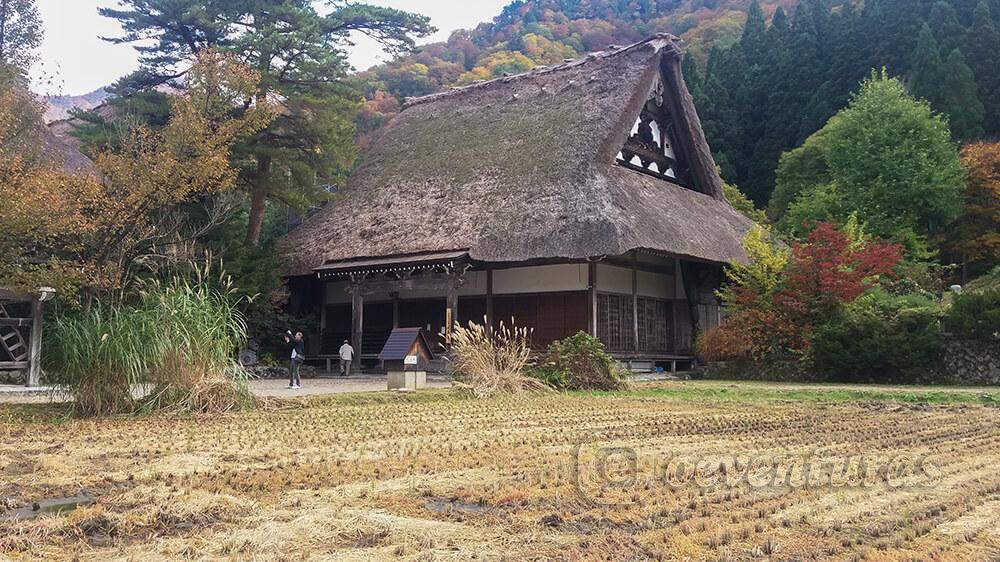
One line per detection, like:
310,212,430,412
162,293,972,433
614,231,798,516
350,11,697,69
492,292,589,349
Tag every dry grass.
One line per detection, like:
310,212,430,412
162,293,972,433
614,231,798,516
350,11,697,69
449,321,552,397
3,386,1000,560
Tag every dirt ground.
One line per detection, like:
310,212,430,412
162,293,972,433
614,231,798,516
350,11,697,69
2,386,1000,560
0,375,456,404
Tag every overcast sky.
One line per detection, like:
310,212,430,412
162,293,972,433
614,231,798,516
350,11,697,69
30,0,509,96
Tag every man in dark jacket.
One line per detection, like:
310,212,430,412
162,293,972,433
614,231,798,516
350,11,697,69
284,331,305,389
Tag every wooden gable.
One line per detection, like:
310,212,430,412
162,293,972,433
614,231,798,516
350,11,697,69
616,76,693,188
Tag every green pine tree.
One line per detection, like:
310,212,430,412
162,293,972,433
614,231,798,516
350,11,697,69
966,1,1000,131
731,0,772,205
929,2,967,53
908,23,946,111
741,0,767,53
100,1,434,247
700,47,743,184
771,5,789,34
938,48,985,140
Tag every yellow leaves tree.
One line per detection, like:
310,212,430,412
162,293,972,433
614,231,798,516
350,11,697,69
85,51,275,295
520,33,577,65
0,70,43,161
456,51,536,86
717,225,790,310
0,155,99,296
0,52,275,301
0,67,96,296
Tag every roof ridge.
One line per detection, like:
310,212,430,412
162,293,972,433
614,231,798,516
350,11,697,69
401,33,682,110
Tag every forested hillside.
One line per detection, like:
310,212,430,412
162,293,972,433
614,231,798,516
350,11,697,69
361,0,1000,207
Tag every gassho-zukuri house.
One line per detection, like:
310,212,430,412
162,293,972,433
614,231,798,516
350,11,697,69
277,34,751,371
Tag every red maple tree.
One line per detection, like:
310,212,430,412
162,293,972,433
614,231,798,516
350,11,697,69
700,222,903,359
774,222,902,350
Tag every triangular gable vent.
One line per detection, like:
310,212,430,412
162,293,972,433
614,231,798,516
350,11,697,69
616,77,692,188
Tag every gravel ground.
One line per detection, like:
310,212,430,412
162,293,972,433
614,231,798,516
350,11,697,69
3,376,992,405
0,375,456,404
248,375,455,398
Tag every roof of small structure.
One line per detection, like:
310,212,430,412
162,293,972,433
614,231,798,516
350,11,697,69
378,328,433,361
279,34,751,276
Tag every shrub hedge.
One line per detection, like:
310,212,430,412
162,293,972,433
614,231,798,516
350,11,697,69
944,289,1000,342
533,332,627,391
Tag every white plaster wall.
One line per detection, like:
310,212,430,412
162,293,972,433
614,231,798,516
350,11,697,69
597,264,674,299
493,264,588,295
637,271,673,299
596,264,632,294
327,265,679,303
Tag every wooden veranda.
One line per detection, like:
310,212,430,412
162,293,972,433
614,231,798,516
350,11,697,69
308,249,718,371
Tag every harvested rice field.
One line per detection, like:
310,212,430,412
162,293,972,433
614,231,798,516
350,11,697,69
2,384,1000,561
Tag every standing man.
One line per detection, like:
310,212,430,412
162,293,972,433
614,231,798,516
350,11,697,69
339,339,355,377
285,331,305,389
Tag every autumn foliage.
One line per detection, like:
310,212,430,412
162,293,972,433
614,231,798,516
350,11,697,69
0,52,274,300
945,141,1000,272
698,222,902,361
0,71,98,295
778,222,903,322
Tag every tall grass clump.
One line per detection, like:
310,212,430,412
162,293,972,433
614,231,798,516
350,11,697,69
140,277,255,413
45,305,152,416
45,268,256,416
450,320,551,397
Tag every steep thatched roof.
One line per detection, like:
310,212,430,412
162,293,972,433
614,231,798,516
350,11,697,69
41,126,97,176
279,34,750,276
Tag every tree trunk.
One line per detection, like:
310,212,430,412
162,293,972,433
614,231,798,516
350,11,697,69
245,156,271,247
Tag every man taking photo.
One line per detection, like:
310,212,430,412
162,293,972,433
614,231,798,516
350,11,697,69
285,331,305,389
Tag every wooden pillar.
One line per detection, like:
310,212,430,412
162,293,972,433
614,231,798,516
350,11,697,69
319,278,327,355
588,261,598,338
351,280,364,358
27,296,43,388
673,258,682,353
485,269,494,335
632,252,639,353
445,276,459,345
391,293,400,329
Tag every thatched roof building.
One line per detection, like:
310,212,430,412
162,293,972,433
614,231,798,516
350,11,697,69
280,34,749,276
42,127,98,177
279,34,751,368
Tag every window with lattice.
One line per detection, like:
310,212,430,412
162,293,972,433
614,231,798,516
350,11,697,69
616,79,691,187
